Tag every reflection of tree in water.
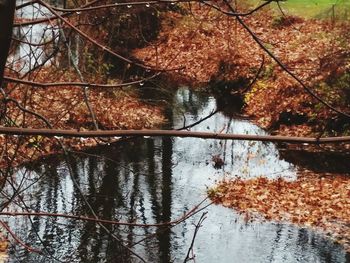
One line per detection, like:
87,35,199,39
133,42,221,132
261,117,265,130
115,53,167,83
280,150,350,174
158,137,173,263
29,109,172,262
30,136,172,262
174,88,211,121
73,154,131,263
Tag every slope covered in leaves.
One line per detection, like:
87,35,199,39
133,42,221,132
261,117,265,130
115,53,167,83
134,4,350,136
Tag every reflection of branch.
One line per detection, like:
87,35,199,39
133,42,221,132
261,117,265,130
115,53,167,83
184,212,207,263
130,200,212,247
0,126,349,144
0,198,209,228
6,187,76,262
68,150,165,176
0,137,23,200
178,109,218,130
0,170,46,211
0,220,42,254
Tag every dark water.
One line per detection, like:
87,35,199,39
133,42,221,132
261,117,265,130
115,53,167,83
2,88,349,263
280,149,350,174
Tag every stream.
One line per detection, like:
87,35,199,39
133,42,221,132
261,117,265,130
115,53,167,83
5,1,350,261
2,88,349,263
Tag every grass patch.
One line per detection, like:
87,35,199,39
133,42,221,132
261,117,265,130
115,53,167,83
249,0,350,19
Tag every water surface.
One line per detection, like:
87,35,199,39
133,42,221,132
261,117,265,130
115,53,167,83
3,88,349,263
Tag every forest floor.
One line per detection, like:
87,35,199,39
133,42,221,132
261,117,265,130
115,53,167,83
1,66,165,168
133,3,350,252
134,3,350,139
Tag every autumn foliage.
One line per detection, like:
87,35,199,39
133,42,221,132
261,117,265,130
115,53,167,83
134,3,350,136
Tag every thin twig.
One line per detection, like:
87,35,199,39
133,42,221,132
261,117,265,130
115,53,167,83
183,212,207,262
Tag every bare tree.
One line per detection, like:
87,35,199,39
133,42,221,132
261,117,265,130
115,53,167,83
0,0,16,86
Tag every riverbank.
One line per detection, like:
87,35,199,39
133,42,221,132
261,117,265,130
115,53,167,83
133,3,350,139
209,171,350,252
1,67,165,168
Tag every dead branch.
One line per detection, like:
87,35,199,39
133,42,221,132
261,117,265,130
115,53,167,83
0,126,349,144
3,75,159,89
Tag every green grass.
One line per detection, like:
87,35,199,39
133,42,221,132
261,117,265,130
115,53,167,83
249,0,350,18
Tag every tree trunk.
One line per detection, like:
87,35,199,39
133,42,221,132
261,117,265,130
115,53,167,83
0,0,16,87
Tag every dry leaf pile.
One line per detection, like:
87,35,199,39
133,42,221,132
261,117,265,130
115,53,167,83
209,174,350,251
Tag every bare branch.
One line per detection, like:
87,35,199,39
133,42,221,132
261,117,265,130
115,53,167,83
0,126,348,143
3,75,158,89
0,220,42,254
183,212,207,263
